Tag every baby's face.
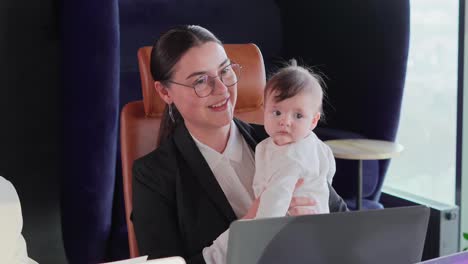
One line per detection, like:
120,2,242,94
264,91,321,146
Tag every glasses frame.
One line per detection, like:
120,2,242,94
167,63,242,98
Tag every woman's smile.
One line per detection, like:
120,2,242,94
208,97,230,111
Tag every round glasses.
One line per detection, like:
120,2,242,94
167,63,242,98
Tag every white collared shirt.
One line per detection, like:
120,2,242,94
191,120,256,218
190,121,256,264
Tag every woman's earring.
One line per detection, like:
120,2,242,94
168,104,175,123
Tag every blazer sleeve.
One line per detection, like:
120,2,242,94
328,183,349,212
132,157,206,264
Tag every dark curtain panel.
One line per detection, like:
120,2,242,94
61,0,120,262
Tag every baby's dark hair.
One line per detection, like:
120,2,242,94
265,59,325,113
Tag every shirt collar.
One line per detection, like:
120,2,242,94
223,120,243,163
190,120,243,168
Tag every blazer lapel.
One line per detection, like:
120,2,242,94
234,118,266,151
173,123,237,223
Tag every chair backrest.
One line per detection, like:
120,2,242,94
120,43,266,257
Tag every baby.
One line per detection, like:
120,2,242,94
253,61,335,218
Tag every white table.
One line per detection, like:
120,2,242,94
324,139,404,210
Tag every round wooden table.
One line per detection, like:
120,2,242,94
324,139,404,210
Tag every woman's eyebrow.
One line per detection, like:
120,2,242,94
219,58,229,68
185,71,206,80
185,58,230,80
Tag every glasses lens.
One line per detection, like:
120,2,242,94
194,76,212,97
221,64,240,87
194,64,241,98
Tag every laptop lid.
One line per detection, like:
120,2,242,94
227,205,430,264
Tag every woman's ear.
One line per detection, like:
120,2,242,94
310,112,321,130
154,81,172,104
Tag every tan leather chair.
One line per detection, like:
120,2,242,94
120,44,266,257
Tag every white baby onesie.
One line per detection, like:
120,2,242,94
252,132,335,218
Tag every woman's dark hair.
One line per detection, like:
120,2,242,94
150,25,222,146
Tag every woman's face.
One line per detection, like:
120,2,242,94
167,42,237,133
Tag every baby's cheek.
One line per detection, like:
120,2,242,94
264,119,276,137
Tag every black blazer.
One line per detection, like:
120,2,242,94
132,119,348,263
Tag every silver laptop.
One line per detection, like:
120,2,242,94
227,205,430,264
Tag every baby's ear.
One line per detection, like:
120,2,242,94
310,112,321,130
154,81,172,104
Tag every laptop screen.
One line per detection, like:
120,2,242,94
227,206,430,264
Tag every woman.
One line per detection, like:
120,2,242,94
131,25,348,264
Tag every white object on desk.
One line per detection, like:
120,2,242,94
101,256,185,264
0,176,38,264
146,256,186,264
101,255,148,264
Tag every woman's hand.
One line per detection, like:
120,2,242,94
287,178,316,216
242,178,316,220
242,196,260,220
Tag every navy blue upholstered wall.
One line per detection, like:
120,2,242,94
61,0,121,263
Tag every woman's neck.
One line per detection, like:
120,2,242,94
185,122,231,153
